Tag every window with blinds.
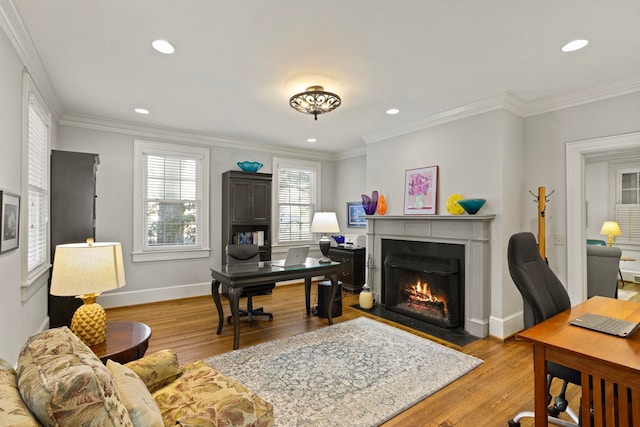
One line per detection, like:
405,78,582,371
273,158,320,244
133,140,210,262
27,94,50,276
616,170,640,242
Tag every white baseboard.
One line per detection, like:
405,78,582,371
97,279,315,309
98,282,212,309
489,311,524,339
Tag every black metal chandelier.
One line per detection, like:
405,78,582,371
289,85,341,120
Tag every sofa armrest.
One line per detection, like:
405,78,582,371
124,349,183,393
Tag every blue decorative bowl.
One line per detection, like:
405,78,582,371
237,161,263,172
457,198,486,215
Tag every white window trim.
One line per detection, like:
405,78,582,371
272,157,321,247
132,139,210,262
612,163,640,245
21,73,51,301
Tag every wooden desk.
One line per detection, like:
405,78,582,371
210,258,342,349
89,321,151,364
517,297,640,426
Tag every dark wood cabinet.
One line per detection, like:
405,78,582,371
49,150,99,328
222,171,272,263
328,246,366,293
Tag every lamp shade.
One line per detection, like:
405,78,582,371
311,212,340,234
50,241,126,297
600,221,622,237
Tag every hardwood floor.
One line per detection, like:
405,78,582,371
106,282,579,426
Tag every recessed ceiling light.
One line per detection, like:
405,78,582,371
386,108,400,115
307,138,317,143
152,39,175,54
561,39,589,53
134,108,150,115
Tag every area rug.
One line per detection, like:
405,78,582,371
618,288,638,301
204,317,483,427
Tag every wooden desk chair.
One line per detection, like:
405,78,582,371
225,244,274,326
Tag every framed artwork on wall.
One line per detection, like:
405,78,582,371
404,165,438,215
0,191,20,253
347,201,366,228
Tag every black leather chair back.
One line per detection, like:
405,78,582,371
507,232,571,329
226,244,260,264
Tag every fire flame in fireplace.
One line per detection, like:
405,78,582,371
404,280,448,316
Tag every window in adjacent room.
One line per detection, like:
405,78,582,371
273,157,321,245
132,140,210,262
614,166,640,243
21,73,51,297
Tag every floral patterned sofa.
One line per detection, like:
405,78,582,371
0,326,274,426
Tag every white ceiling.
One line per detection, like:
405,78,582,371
9,0,640,154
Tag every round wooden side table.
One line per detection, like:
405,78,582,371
89,321,152,364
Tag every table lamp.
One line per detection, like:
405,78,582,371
600,221,621,246
50,238,126,346
310,212,340,263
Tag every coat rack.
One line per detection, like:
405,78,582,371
529,186,555,260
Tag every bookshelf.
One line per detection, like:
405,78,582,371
221,170,272,263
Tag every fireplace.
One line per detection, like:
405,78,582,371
382,239,464,329
366,215,493,338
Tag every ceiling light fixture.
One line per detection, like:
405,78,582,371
134,108,150,114
561,39,589,52
290,86,341,120
152,39,175,54
386,108,400,115
307,138,317,143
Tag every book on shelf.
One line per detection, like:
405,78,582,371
231,230,265,246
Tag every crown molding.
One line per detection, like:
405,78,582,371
523,74,640,117
0,0,63,120
60,113,339,161
361,92,528,145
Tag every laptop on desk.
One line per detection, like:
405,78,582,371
271,246,310,267
569,313,640,338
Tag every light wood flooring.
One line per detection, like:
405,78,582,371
106,282,579,427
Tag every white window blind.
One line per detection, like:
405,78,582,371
133,140,210,262
274,159,319,244
144,153,201,249
27,96,49,274
614,169,640,243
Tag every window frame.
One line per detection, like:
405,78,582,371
272,157,321,246
21,73,52,300
612,164,640,245
132,139,210,262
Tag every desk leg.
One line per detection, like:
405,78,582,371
305,277,312,316
211,280,224,335
532,344,549,427
326,274,339,326
228,287,243,350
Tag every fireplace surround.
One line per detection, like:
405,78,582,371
366,215,494,338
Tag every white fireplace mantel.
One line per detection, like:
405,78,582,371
365,215,495,338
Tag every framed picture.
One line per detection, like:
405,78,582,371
404,166,438,215
0,191,20,253
347,201,366,228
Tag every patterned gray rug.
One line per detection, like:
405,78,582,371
204,317,482,427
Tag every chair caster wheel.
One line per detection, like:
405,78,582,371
507,420,520,427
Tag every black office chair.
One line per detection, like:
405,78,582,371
225,244,274,326
507,232,581,427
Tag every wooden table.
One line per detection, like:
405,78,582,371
517,296,640,426
620,256,636,285
210,258,342,349
89,321,152,364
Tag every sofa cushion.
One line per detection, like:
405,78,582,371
107,360,163,427
124,349,183,393
0,358,42,426
16,327,133,427
152,361,274,427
